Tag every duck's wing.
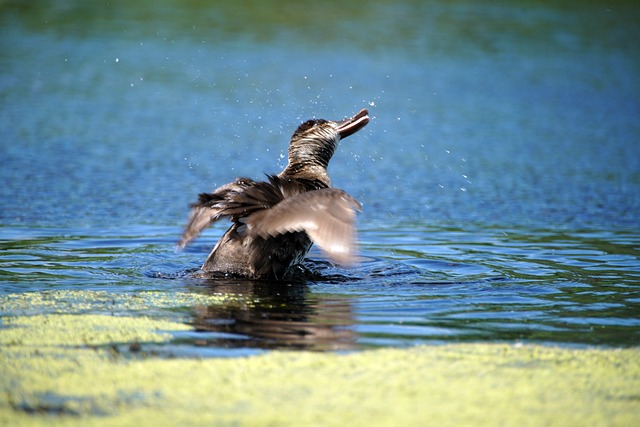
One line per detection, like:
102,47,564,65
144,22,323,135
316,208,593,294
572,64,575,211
179,178,256,247
179,176,287,248
178,205,218,248
240,188,362,266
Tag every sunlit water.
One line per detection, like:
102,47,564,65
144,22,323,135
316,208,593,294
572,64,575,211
1,1,639,355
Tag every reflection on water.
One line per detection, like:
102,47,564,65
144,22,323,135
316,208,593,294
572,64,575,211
1,0,640,354
188,280,356,352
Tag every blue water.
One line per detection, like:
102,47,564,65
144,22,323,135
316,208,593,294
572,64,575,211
1,0,639,353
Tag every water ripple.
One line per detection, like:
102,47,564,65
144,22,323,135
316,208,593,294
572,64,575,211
1,224,639,354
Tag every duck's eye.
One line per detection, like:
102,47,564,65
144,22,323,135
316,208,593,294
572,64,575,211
293,119,328,138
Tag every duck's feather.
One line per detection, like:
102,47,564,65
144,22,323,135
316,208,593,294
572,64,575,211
178,177,256,247
240,188,362,266
178,175,324,248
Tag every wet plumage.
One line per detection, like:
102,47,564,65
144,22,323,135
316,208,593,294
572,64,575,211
179,109,370,280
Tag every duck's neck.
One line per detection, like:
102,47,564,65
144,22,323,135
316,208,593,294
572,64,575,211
279,137,337,187
279,162,331,188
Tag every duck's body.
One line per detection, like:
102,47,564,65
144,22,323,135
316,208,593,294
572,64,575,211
179,109,369,280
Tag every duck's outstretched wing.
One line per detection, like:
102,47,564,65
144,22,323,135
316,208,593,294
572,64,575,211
178,204,224,248
179,178,257,247
240,188,362,266
178,175,290,248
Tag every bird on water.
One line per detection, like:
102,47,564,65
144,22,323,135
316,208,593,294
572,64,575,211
179,108,370,280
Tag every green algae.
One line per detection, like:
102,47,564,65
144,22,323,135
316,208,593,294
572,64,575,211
0,290,245,317
1,291,639,426
0,314,190,347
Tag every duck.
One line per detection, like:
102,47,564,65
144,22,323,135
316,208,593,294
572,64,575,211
179,108,370,280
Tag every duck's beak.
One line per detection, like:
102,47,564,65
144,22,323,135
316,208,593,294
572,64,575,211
336,109,369,139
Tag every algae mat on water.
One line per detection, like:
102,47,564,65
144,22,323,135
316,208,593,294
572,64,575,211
1,292,639,426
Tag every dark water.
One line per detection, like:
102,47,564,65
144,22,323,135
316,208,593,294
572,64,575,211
1,0,639,354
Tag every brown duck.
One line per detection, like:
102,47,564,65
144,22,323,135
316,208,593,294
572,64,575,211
179,108,370,280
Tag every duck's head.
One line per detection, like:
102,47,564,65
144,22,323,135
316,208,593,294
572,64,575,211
283,108,369,181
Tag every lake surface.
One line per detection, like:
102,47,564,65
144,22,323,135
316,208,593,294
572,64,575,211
1,0,639,354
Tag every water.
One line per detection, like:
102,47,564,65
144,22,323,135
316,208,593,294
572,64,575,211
1,0,639,354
